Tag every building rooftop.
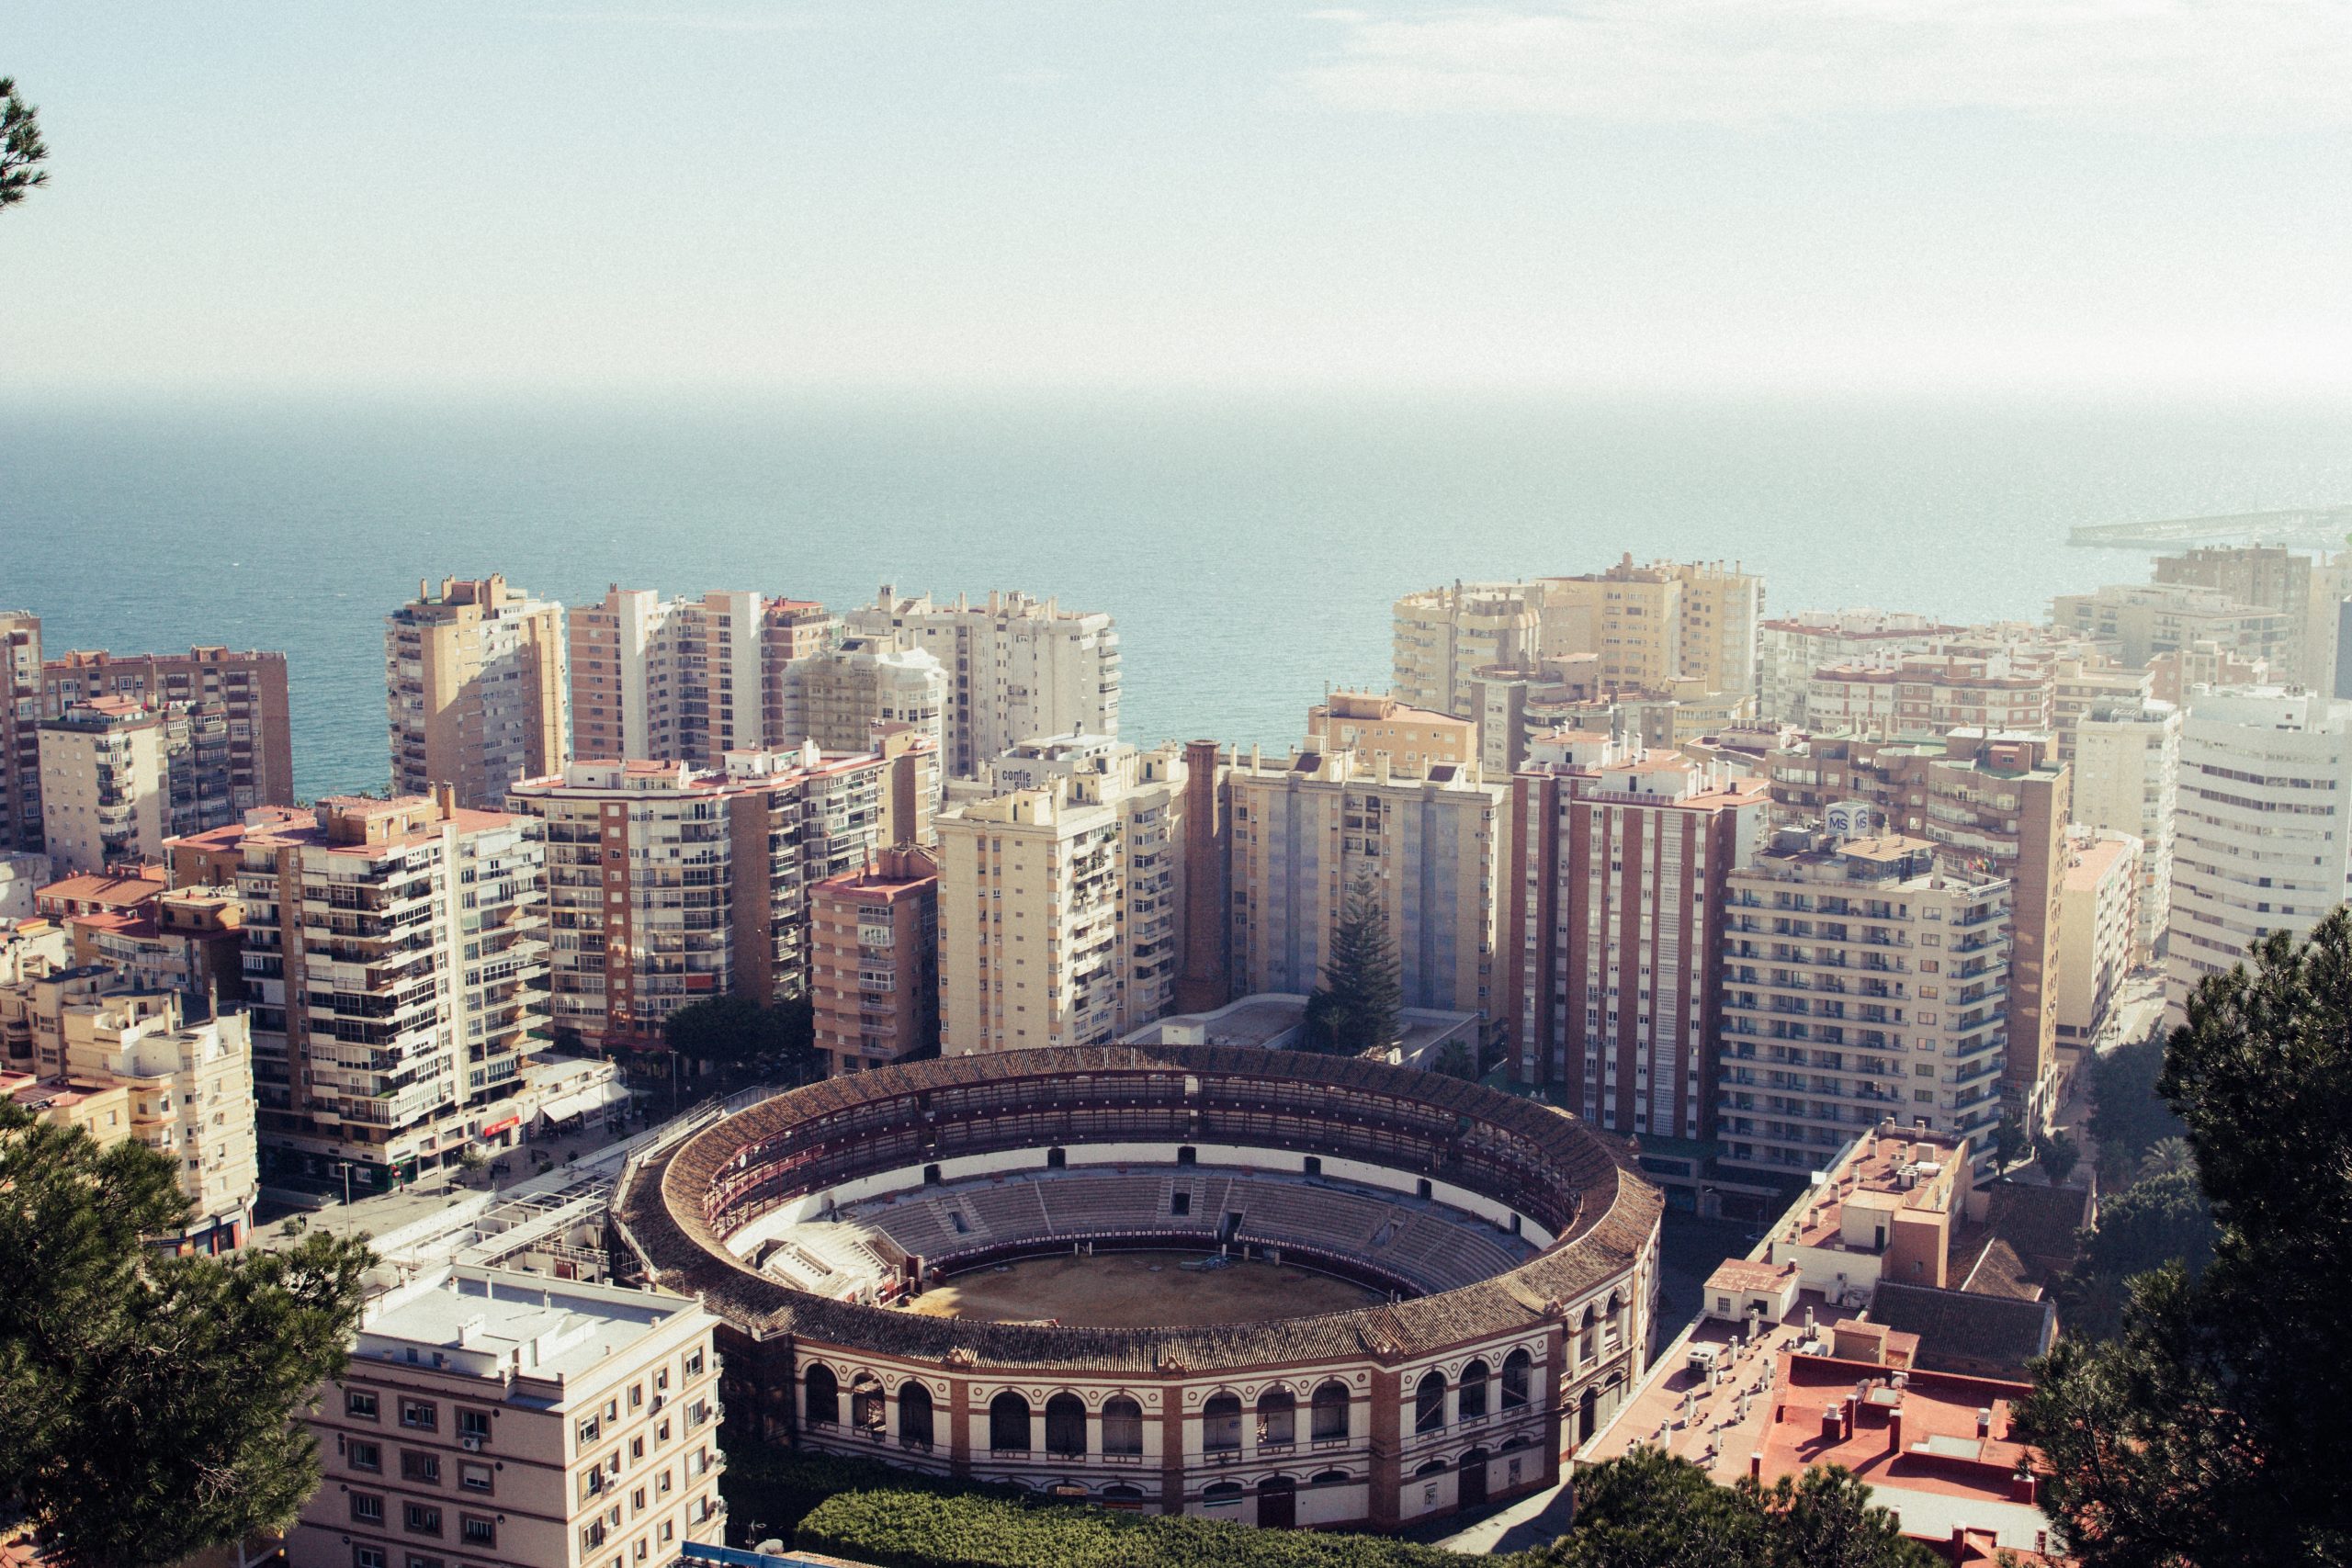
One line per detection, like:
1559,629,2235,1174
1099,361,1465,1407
2063,835,2135,892
1867,1281,2057,1382
34,870,168,912
1707,1258,1802,1296
354,1266,699,1386
1781,1124,1964,1252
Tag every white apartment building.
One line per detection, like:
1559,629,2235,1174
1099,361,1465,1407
2073,701,2180,964
569,587,796,768
38,697,167,875
210,791,549,1189
2054,830,2139,1049
292,1267,726,1568
1756,611,1957,727
778,637,948,777
60,987,259,1250
388,576,571,810
937,743,1193,1054
2166,687,2352,1021
846,588,1120,780
1717,830,2011,1182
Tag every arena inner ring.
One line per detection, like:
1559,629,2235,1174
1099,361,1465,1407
612,1043,1663,1531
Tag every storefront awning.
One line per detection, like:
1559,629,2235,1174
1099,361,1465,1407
537,1080,631,1123
478,1115,522,1138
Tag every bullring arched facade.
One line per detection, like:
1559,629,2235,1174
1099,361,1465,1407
612,1045,1661,1530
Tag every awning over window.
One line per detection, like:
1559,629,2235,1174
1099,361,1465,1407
537,1081,631,1123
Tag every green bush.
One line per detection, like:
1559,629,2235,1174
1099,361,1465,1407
718,1443,1025,1545
797,1489,1510,1568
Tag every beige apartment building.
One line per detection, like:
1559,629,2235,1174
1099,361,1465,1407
1756,609,1959,727
2048,655,2153,763
1305,690,1475,774
41,644,295,809
937,742,1197,1054
182,790,548,1188
1391,582,1547,719
1227,747,1503,1026
2153,545,2313,682
2054,830,2139,1049
389,575,570,809
780,637,948,777
1767,729,2072,1133
569,586,828,767
2072,700,2178,964
1466,656,1604,775
39,696,168,874
846,587,1122,781
508,742,925,1050
1717,830,2011,1183
809,844,939,1074
292,1267,726,1568
2051,581,2290,673
1500,732,1768,1148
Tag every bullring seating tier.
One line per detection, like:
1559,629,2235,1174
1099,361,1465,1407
754,1166,1537,1300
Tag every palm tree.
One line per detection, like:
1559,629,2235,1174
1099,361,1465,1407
2139,1136,2195,1181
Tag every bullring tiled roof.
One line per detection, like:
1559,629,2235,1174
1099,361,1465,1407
614,1043,1661,1373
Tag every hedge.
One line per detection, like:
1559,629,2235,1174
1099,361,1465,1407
717,1443,1025,1544
796,1489,1532,1568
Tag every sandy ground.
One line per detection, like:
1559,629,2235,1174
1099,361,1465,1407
905,1249,1385,1328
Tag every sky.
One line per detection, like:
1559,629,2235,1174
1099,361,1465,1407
3,1,2350,397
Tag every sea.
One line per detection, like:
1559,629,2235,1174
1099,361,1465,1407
4,390,2350,800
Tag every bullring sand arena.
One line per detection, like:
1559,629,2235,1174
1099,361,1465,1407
904,1249,1385,1327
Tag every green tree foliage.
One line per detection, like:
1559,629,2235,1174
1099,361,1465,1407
1992,1111,2029,1174
0,1102,372,1566
662,992,820,1081
0,77,47,210
2136,1136,2193,1181
1525,1450,1935,1568
2032,1128,2079,1187
1432,1039,1478,1081
2017,913,2352,1566
1309,874,1403,1054
2051,1167,2216,1341
2086,1034,2187,1175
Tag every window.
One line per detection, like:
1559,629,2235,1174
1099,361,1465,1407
401,1502,441,1536
401,1450,441,1485
458,1461,492,1495
354,1550,387,1568
460,1516,496,1548
457,1408,491,1443
684,1349,705,1378
578,1414,602,1445
346,1389,380,1421
1256,1387,1295,1446
1311,1382,1350,1441
805,1364,840,1427
989,1392,1031,1453
1202,1393,1242,1452
399,1400,436,1432
1413,1371,1447,1434
1101,1395,1144,1456
1045,1393,1087,1457
1501,1349,1533,1411
404,1558,443,1568
348,1439,382,1472
899,1383,934,1450
1458,1359,1490,1421
850,1374,886,1433
1203,1481,1244,1508
350,1493,385,1525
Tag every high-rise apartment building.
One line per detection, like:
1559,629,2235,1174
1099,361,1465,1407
2047,656,2154,763
202,790,548,1188
290,1267,727,1568
1500,732,1767,1142
1716,829,2010,1182
0,611,41,853
1467,656,1604,776
568,586,807,767
779,637,948,770
846,588,1120,779
1227,748,1504,1024
2166,687,2352,1021
2072,700,2179,964
38,697,167,874
2153,546,2312,683
1766,730,2070,1132
1392,582,1547,718
1756,610,1958,727
40,645,294,808
937,742,1197,1053
2054,830,2139,1049
2051,581,2290,672
388,575,570,808
508,742,926,1049
808,844,940,1074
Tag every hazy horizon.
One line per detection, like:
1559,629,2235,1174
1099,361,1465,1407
6,2,2350,399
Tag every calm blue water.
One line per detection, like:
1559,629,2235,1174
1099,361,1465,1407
4,391,2349,798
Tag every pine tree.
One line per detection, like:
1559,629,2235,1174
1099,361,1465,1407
1312,873,1403,1053
0,78,48,211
